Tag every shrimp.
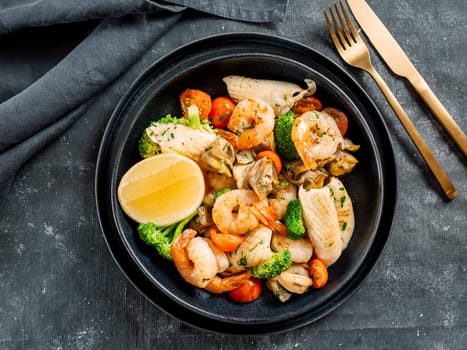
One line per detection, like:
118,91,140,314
171,229,218,288
267,179,297,219
291,110,344,170
271,233,313,264
228,225,274,273
227,98,275,150
212,189,260,235
250,202,288,236
203,237,230,273
205,272,251,294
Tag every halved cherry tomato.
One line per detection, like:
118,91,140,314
323,107,348,136
209,227,245,252
228,277,262,303
292,95,323,114
308,258,328,289
208,96,236,128
256,150,282,174
180,88,212,119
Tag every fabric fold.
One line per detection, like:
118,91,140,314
0,11,183,206
0,0,185,33
0,104,88,204
0,0,288,208
0,11,183,153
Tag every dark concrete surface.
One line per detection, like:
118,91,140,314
1,0,466,349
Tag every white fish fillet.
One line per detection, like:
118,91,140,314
326,177,355,250
146,124,216,162
299,185,342,266
223,75,316,116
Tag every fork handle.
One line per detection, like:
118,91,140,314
367,66,458,200
408,74,467,157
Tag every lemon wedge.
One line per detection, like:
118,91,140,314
117,153,205,225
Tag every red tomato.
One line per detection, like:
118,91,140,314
228,277,262,303
208,96,236,128
308,258,328,289
323,107,349,136
210,227,245,252
180,88,212,119
292,95,323,114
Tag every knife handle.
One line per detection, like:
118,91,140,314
407,75,467,157
367,66,457,200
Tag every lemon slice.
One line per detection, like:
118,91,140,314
117,153,205,225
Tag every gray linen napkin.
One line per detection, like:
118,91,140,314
0,0,288,208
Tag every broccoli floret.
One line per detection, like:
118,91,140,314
284,198,306,240
155,114,182,125
249,249,292,280
157,105,215,134
273,111,299,161
138,129,161,159
186,105,216,134
137,211,197,260
213,188,232,203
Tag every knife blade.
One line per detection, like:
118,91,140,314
347,0,467,156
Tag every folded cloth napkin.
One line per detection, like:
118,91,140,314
0,0,288,209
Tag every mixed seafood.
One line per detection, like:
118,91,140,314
130,75,360,303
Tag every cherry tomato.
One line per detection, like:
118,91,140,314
228,277,262,303
292,95,323,114
256,150,282,174
308,258,328,289
323,107,348,136
208,96,236,128
180,88,212,119
210,227,245,252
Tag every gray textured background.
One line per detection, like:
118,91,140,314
1,0,466,349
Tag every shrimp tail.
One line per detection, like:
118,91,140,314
171,228,197,268
177,228,198,247
205,272,251,293
216,129,239,148
251,203,288,237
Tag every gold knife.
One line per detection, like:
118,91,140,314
347,0,467,156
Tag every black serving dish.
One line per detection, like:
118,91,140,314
95,33,397,334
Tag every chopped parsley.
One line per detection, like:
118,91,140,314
239,255,248,266
340,195,346,207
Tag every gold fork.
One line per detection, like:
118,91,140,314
324,0,457,200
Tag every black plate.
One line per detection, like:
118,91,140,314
95,33,397,334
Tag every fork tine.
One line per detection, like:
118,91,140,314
328,4,349,49
338,0,360,42
323,8,345,52
334,1,353,46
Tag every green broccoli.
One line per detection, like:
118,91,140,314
213,188,232,203
137,211,197,260
138,105,215,159
156,105,215,134
138,129,161,159
273,110,299,161
284,198,306,240
186,105,216,134
249,249,292,280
